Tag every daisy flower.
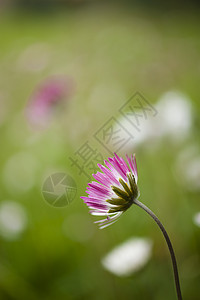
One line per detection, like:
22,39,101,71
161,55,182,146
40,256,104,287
81,153,139,229
81,152,182,300
26,76,74,128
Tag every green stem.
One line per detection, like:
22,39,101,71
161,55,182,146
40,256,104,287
133,199,182,300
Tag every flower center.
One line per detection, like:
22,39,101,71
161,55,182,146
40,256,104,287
107,172,139,213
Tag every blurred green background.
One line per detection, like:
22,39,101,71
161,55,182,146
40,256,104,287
0,1,200,299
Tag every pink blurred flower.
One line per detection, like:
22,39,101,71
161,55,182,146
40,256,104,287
26,76,74,128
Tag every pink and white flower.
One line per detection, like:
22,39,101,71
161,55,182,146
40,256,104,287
81,153,139,229
26,76,73,127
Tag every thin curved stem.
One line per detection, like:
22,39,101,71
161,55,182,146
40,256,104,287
133,198,182,300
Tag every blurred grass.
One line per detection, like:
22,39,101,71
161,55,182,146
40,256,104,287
0,2,200,300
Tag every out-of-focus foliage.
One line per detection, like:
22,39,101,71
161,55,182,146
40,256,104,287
0,1,199,300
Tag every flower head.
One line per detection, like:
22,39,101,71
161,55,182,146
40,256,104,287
81,153,139,229
26,76,74,128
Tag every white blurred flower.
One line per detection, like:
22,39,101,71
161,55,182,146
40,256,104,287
115,91,192,150
193,212,200,227
101,237,153,277
0,201,27,240
175,145,200,191
156,91,192,141
116,114,159,150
